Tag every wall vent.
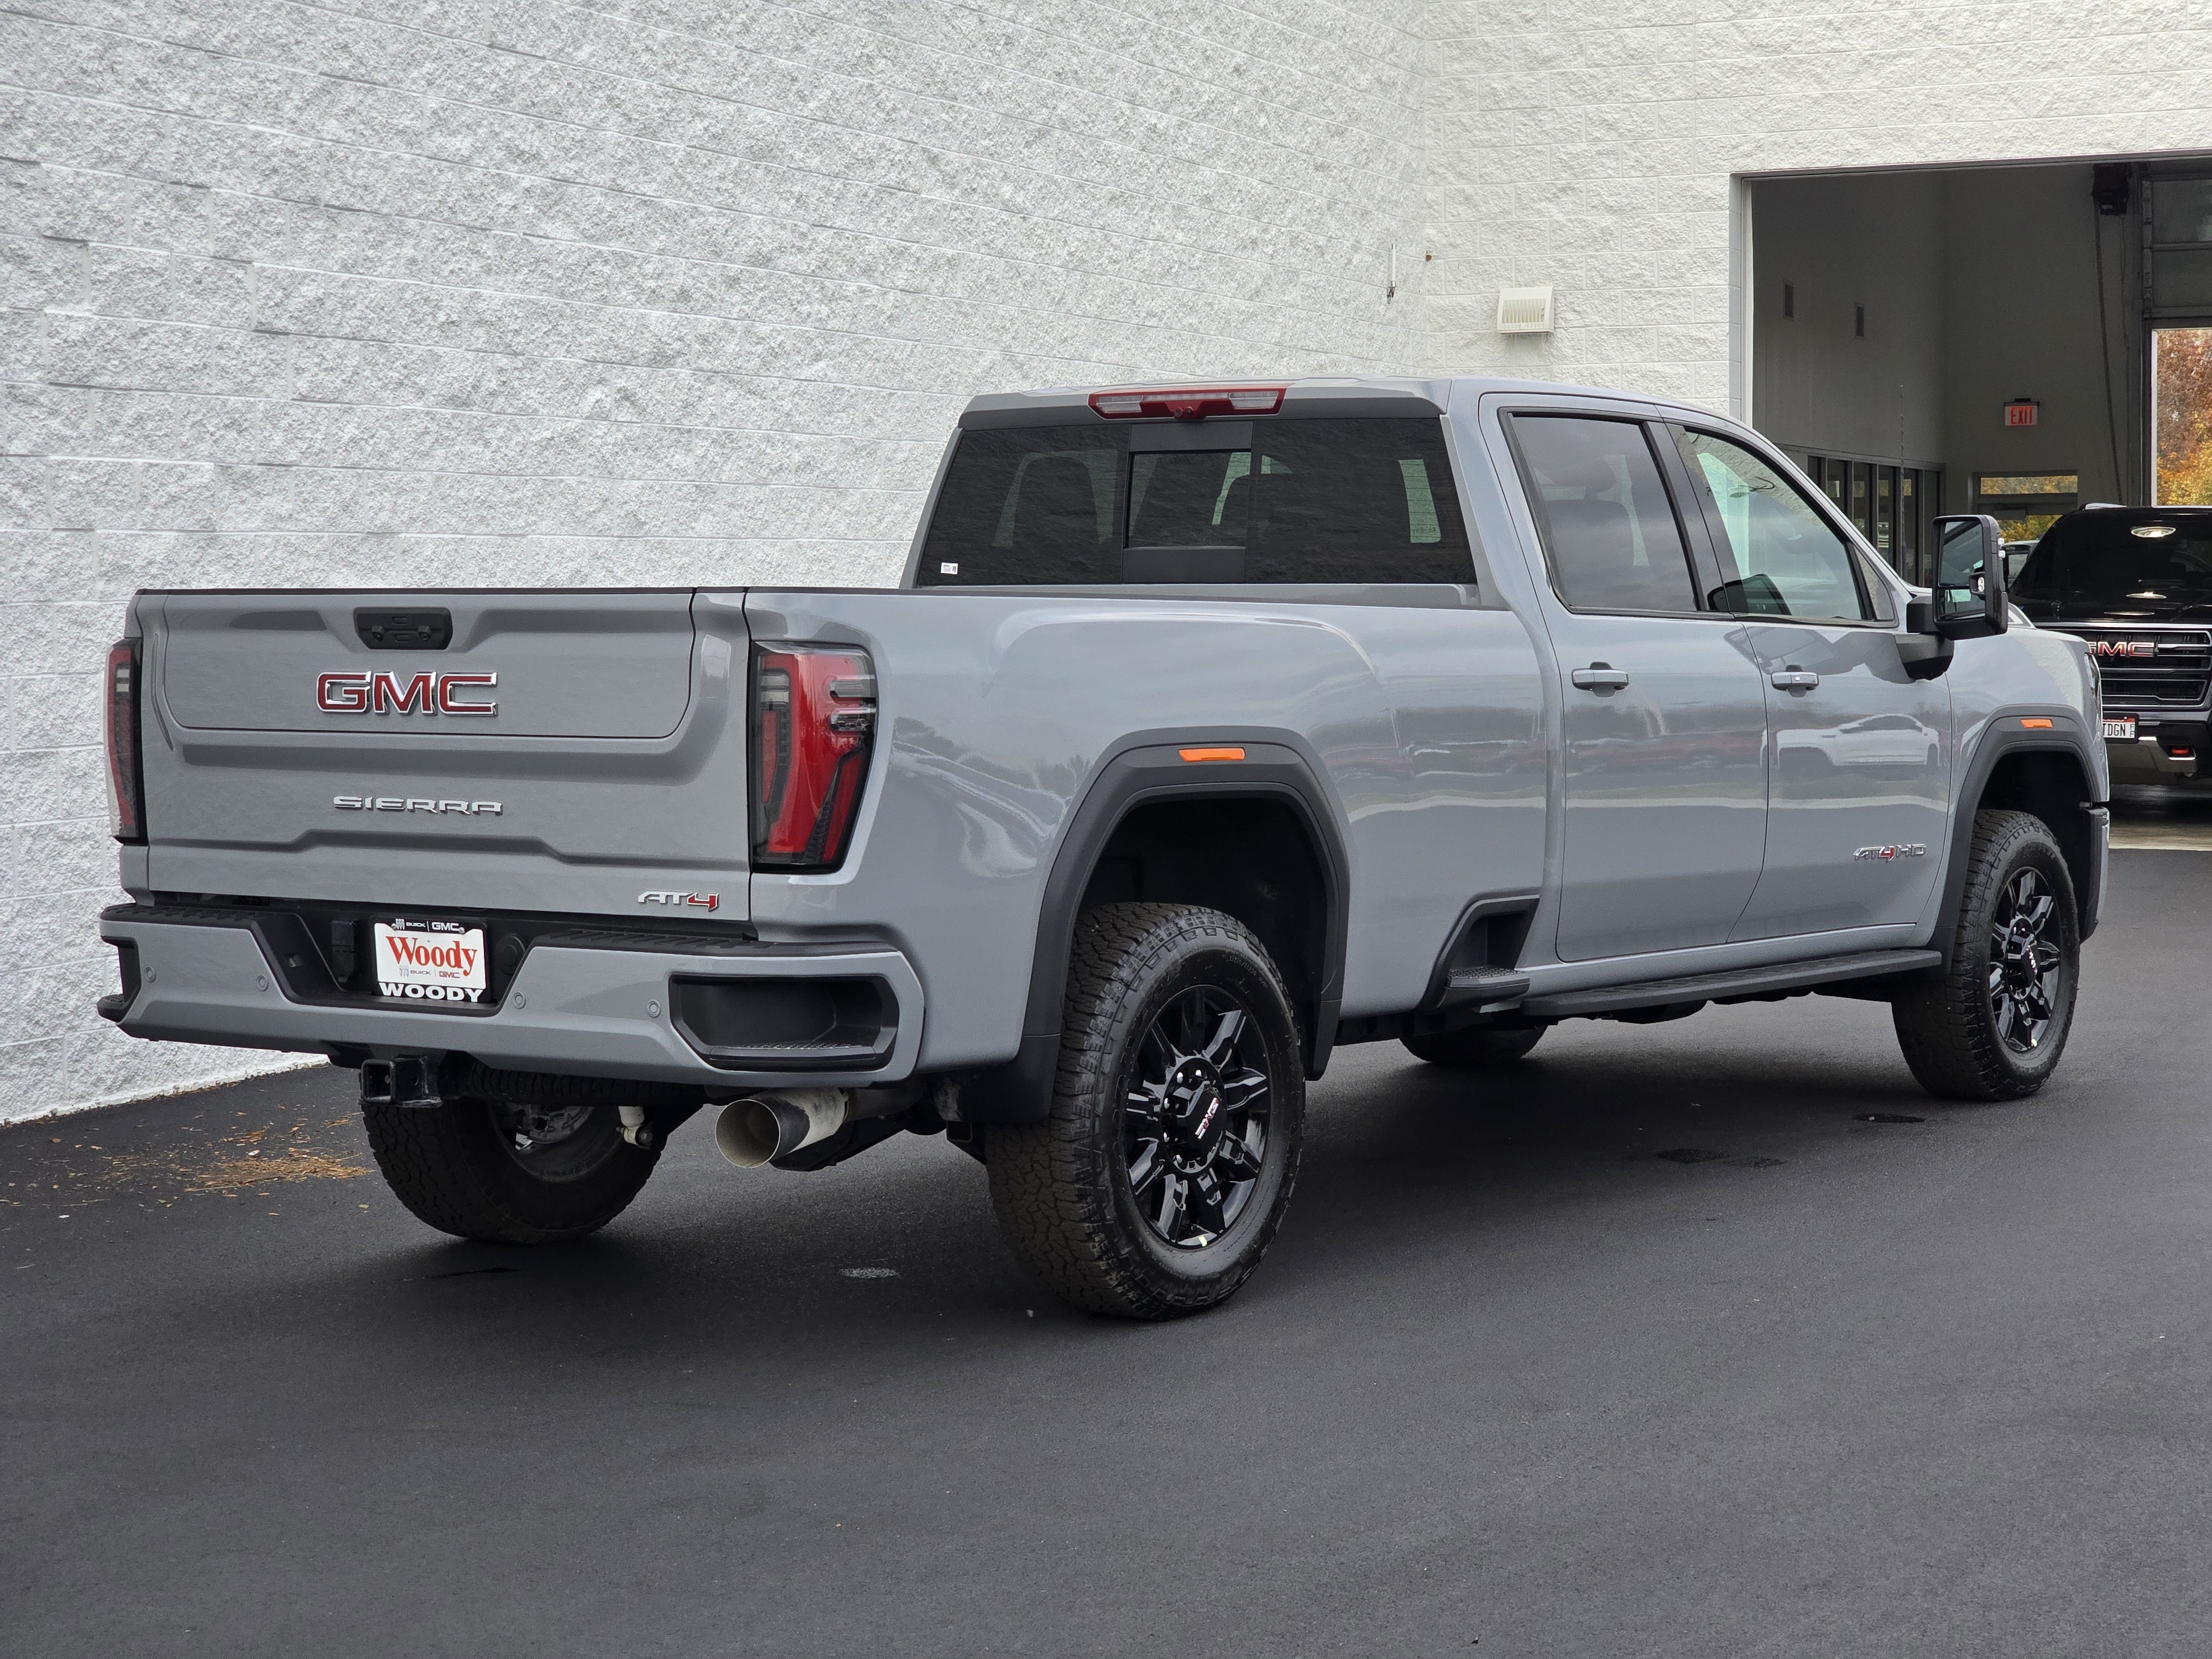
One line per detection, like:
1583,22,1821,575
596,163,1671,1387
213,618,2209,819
1496,285,1554,335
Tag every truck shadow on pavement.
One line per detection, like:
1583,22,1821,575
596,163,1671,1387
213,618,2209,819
31,1001,2030,1376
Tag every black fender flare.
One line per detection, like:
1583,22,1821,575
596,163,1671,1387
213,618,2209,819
952,734,1352,1123
1931,712,2104,966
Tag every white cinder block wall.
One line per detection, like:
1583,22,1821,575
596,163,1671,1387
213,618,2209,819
11,0,2212,1120
1422,1,2212,406
0,0,1430,1120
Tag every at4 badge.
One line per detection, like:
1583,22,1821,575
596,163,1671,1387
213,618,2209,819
639,890,721,912
1853,843,1929,862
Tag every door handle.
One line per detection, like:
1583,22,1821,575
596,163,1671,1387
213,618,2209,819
1571,664,1631,690
1770,668,1820,691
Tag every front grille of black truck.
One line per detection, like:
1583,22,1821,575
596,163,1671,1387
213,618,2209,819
2048,627,2212,712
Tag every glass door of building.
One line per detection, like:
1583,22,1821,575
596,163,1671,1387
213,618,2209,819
1806,455,1939,584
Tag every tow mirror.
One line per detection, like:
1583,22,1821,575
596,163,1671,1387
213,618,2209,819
1925,514,2009,639
1900,513,2007,679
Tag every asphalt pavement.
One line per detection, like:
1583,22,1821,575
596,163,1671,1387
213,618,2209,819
7,833,2212,1657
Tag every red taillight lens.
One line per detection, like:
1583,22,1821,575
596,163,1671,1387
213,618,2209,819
103,638,146,843
1088,387,1285,420
750,645,875,870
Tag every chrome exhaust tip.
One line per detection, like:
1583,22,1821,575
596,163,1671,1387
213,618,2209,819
713,1088,851,1168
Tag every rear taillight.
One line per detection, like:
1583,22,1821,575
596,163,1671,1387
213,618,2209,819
103,638,146,844
750,645,875,870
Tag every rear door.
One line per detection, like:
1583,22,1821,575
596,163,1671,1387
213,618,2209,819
140,590,751,921
1501,410,1772,961
1665,426,1952,938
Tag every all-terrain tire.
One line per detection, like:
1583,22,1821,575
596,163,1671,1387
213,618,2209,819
362,1095,660,1244
1892,808,2080,1102
1402,1024,1545,1066
987,903,1305,1320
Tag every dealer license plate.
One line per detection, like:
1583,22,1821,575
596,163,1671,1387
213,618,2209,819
373,918,489,1004
2103,716,2137,741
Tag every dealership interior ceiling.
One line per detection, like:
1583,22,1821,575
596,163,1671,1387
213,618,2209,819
1750,157,2212,583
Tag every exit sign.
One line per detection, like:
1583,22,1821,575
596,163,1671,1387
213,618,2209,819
2005,399,2039,427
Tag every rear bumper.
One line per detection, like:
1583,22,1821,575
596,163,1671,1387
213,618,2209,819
98,907,925,1089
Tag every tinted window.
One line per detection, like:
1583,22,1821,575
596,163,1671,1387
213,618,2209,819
1512,416,1698,612
919,425,1122,585
2012,513,2212,606
1677,430,1872,620
917,417,1473,586
1248,419,1471,582
1130,450,1249,547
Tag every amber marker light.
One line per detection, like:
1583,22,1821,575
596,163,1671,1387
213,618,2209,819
2020,718,2055,729
1178,747,1246,762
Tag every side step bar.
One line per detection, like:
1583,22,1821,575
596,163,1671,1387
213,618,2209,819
1438,964,1532,1012
1519,948,1941,1019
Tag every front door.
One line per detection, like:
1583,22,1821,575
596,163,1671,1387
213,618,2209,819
1667,427,1952,937
1505,413,1772,962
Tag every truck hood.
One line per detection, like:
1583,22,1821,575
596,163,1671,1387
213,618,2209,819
2018,597,2212,625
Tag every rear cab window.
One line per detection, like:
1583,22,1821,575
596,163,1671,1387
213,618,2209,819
916,415,1476,588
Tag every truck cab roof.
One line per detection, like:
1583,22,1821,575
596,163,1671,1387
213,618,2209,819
958,374,1727,427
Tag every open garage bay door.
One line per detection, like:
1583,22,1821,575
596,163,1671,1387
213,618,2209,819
1749,157,2212,569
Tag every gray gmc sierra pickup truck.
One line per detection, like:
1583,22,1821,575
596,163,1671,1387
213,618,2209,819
96,375,2109,1318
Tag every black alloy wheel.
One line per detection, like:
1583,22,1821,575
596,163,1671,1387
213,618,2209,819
987,903,1305,1319
1123,986,1272,1249
1988,867,2064,1054
1892,808,2080,1100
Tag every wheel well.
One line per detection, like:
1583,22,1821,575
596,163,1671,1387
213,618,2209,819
1077,797,1329,1039
1977,749,2096,925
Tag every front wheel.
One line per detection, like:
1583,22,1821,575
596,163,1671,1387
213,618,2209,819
362,1095,661,1243
1891,809,2080,1100
987,904,1305,1319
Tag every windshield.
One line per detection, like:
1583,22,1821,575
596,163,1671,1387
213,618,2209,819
917,417,1474,586
2012,514,2212,605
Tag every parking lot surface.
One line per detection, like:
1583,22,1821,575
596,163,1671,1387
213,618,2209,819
8,836,2212,1657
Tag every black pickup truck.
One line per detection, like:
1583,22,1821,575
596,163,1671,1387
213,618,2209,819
2011,504,2212,785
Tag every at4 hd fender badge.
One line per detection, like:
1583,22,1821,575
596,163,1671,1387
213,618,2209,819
639,890,721,912
1854,843,1928,862
317,670,498,716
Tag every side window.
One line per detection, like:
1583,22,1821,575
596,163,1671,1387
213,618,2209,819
1677,430,1873,621
1510,415,1699,613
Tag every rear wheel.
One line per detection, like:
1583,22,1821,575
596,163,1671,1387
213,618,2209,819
1892,809,2079,1101
362,1095,660,1243
987,903,1304,1319
1402,1024,1545,1066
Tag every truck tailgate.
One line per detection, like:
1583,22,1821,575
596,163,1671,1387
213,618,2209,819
135,591,751,921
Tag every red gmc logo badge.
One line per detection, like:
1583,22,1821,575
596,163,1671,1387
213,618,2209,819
2091,640,2156,659
317,671,498,716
